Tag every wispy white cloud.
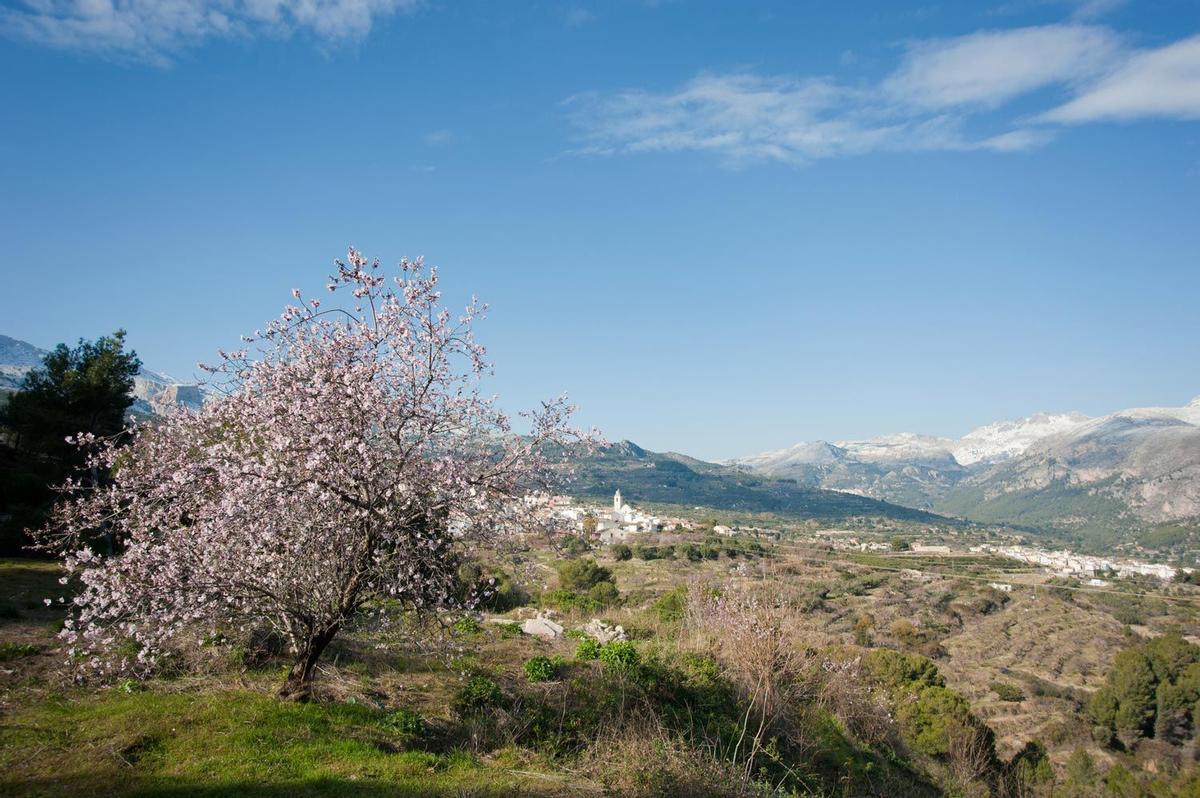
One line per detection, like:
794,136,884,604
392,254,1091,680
883,24,1121,109
987,0,1128,22
1043,34,1200,122
568,72,1046,166
0,0,422,63
570,22,1200,167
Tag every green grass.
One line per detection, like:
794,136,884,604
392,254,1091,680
0,689,572,797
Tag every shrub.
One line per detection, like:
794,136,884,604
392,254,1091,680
652,587,687,624
634,546,660,561
452,615,482,635
587,581,620,607
599,640,640,672
497,621,522,637
610,544,633,561
380,708,427,739
556,558,613,592
453,676,503,717
0,642,39,661
888,618,915,639
524,656,559,683
542,589,601,613
991,681,1025,702
576,638,603,660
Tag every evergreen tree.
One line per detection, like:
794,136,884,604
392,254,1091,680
0,331,141,554
1,330,141,461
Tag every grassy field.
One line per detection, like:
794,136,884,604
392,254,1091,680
1,537,1197,797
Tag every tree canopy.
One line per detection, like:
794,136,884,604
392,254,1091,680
40,250,587,699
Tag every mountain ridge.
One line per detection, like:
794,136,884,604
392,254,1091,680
0,334,204,415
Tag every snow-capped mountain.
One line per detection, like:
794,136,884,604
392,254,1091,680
733,396,1200,540
0,335,48,392
951,411,1092,466
0,334,204,415
939,407,1200,536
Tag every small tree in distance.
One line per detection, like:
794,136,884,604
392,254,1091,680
41,248,590,700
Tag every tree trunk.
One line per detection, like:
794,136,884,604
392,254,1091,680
277,624,339,702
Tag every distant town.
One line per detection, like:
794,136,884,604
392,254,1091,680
529,490,1191,584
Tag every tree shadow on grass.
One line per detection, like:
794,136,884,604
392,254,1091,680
1,776,571,798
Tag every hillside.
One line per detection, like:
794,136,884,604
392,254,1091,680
568,440,950,523
937,413,1200,546
734,397,1200,548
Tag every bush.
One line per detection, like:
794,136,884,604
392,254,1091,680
576,638,603,660
634,546,661,561
587,581,620,607
497,621,522,637
599,641,640,672
452,615,482,635
556,558,613,592
652,587,687,624
610,544,633,561
380,708,427,739
524,656,560,683
453,676,503,717
542,589,601,613
991,681,1025,702
0,642,39,661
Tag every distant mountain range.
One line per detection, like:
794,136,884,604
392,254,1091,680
732,398,1200,545
567,440,948,525
0,334,204,416
5,332,1197,545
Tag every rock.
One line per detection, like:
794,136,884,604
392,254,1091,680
521,616,564,639
581,618,627,644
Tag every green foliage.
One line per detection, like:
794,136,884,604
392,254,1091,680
379,708,427,739
865,649,993,761
1062,748,1099,798
990,681,1025,702
1089,634,1200,747
523,656,560,683
451,615,482,635
452,676,504,717
555,558,613,592
609,544,632,561
0,641,40,661
586,581,620,607
0,331,142,555
895,685,975,756
496,621,522,637
0,330,141,461
575,638,602,661
651,587,687,624
1009,740,1054,793
634,545,661,561
1104,763,1145,797
598,640,640,672
541,589,601,612
864,649,943,692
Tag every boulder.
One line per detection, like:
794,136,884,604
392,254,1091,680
521,616,564,639
581,618,627,644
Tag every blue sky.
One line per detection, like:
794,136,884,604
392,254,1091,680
1,0,1199,460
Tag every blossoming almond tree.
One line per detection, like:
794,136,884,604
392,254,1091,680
42,248,589,700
